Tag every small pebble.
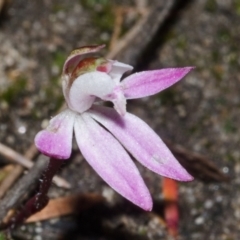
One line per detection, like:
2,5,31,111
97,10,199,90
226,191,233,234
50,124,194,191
204,200,213,209
195,216,204,225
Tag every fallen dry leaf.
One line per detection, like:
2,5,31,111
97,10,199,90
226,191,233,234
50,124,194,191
26,193,104,223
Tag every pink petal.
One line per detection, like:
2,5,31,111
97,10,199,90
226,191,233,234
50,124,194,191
121,67,194,99
34,109,75,159
74,113,152,210
89,106,193,181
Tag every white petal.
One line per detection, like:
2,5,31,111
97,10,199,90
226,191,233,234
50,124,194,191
108,60,133,83
67,71,116,113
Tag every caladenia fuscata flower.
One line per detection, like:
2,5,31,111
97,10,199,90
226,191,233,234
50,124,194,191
35,45,194,211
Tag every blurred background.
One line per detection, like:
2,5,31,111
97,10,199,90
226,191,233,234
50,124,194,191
0,0,239,239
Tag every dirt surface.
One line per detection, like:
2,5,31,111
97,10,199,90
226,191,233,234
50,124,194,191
0,0,240,239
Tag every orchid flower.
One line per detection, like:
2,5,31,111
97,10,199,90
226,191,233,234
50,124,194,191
35,45,194,211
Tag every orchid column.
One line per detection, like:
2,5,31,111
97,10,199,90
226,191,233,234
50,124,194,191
35,45,194,211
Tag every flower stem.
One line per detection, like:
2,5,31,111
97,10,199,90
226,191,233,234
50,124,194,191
2,158,63,229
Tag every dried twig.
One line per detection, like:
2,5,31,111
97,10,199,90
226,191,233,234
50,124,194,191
0,143,35,168
109,7,124,51
166,140,229,182
0,165,14,183
135,0,147,10
107,7,150,59
109,3,149,52
0,143,39,199
0,143,71,190
0,155,48,224
107,0,174,66
0,165,24,199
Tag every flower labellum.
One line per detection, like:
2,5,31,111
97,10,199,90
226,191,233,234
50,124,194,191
35,45,194,211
